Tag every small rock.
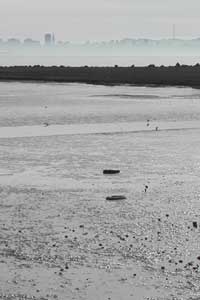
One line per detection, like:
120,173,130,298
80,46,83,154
179,260,183,264
193,221,198,228
168,259,172,263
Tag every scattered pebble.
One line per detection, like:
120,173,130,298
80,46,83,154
193,221,198,228
179,260,183,264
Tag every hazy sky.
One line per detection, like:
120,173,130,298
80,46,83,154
0,0,200,41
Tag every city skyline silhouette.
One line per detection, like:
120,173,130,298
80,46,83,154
0,0,199,41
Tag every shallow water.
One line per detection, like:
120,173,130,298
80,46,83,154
1,55,200,67
1,82,200,128
0,82,200,299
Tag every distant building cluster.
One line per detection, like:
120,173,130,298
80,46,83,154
1,35,200,55
0,33,56,48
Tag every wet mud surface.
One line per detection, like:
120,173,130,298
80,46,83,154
1,129,200,299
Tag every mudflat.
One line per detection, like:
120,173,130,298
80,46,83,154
1,128,200,300
1,82,200,299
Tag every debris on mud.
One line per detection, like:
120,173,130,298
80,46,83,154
106,195,126,201
103,169,120,175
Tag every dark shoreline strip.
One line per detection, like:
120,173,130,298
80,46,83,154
0,65,200,88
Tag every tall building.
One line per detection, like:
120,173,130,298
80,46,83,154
52,33,55,44
44,33,55,46
44,33,52,46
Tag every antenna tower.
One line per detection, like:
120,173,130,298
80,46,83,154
172,24,176,39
